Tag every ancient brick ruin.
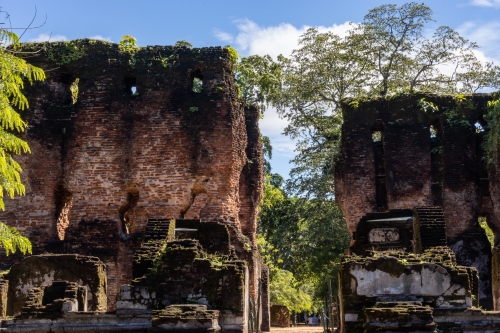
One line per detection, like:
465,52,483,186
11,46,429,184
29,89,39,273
335,93,500,332
0,40,268,332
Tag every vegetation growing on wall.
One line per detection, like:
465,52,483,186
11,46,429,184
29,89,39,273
234,1,500,312
257,144,350,311
46,40,87,65
483,96,500,165
118,34,139,53
236,2,500,200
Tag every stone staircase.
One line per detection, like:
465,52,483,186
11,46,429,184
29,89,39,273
413,207,447,252
132,219,176,279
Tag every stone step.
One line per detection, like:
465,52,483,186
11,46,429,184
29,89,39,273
414,206,448,251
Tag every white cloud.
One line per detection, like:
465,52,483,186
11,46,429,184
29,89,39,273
29,33,68,42
260,106,296,160
457,21,500,65
213,29,234,43
469,0,500,7
29,33,112,43
218,18,500,174
88,35,112,42
260,107,296,156
215,19,355,58
214,19,356,168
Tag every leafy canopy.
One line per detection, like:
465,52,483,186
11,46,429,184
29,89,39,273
118,34,138,52
483,96,500,166
0,26,44,255
235,2,500,308
252,117,348,310
237,2,500,199
174,40,193,48
258,164,350,310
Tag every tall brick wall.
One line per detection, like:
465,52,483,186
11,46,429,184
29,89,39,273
0,40,263,309
335,93,497,309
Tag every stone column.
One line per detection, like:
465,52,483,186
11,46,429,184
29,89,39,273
260,266,271,332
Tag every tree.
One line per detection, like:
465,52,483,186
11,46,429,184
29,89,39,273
258,172,350,309
174,40,193,48
0,23,45,255
255,137,350,307
361,3,499,95
234,2,500,307
257,233,313,313
239,2,500,199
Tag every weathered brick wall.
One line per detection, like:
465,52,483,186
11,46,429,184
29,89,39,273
5,254,107,316
270,305,289,328
338,248,478,333
0,40,263,308
335,93,496,308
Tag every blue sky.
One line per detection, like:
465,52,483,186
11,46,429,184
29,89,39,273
2,0,500,178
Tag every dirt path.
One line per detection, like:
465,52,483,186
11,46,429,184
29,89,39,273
270,325,325,333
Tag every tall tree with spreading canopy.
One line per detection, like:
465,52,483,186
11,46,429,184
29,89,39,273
0,17,45,255
238,2,500,199
233,2,500,307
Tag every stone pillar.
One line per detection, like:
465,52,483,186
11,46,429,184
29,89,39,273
260,265,270,332
492,245,500,310
0,279,8,318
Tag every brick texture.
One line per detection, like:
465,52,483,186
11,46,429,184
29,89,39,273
0,40,263,310
335,93,497,309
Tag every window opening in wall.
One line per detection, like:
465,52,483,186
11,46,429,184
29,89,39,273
475,121,485,133
430,120,443,206
372,122,387,211
430,125,438,138
70,78,79,104
55,185,73,241
119,187,140,234
372,131,382,142
479,217,494,249
191,68,204,93
192,77,203,93
124,77,138,96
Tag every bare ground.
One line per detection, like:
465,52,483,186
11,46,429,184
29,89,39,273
270,325,325,333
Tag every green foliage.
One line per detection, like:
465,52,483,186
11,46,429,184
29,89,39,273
260,175,284,209
118,34,139,53
258,234,313,312
0,29,44,209
349,101,359,109
0,27,42,255
483,98,500,165
189,106,199,113
479,217,494,249
237,2,500,200
204,253,232,269
261,135,273,174
70,78,79,104
154,53,180,68
225,45,240,66
417,98,438,113
258,172,350,310
0,222,31,255
46,40,86,65
174,40,193,48
235,54,282,112
192,78,203,93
